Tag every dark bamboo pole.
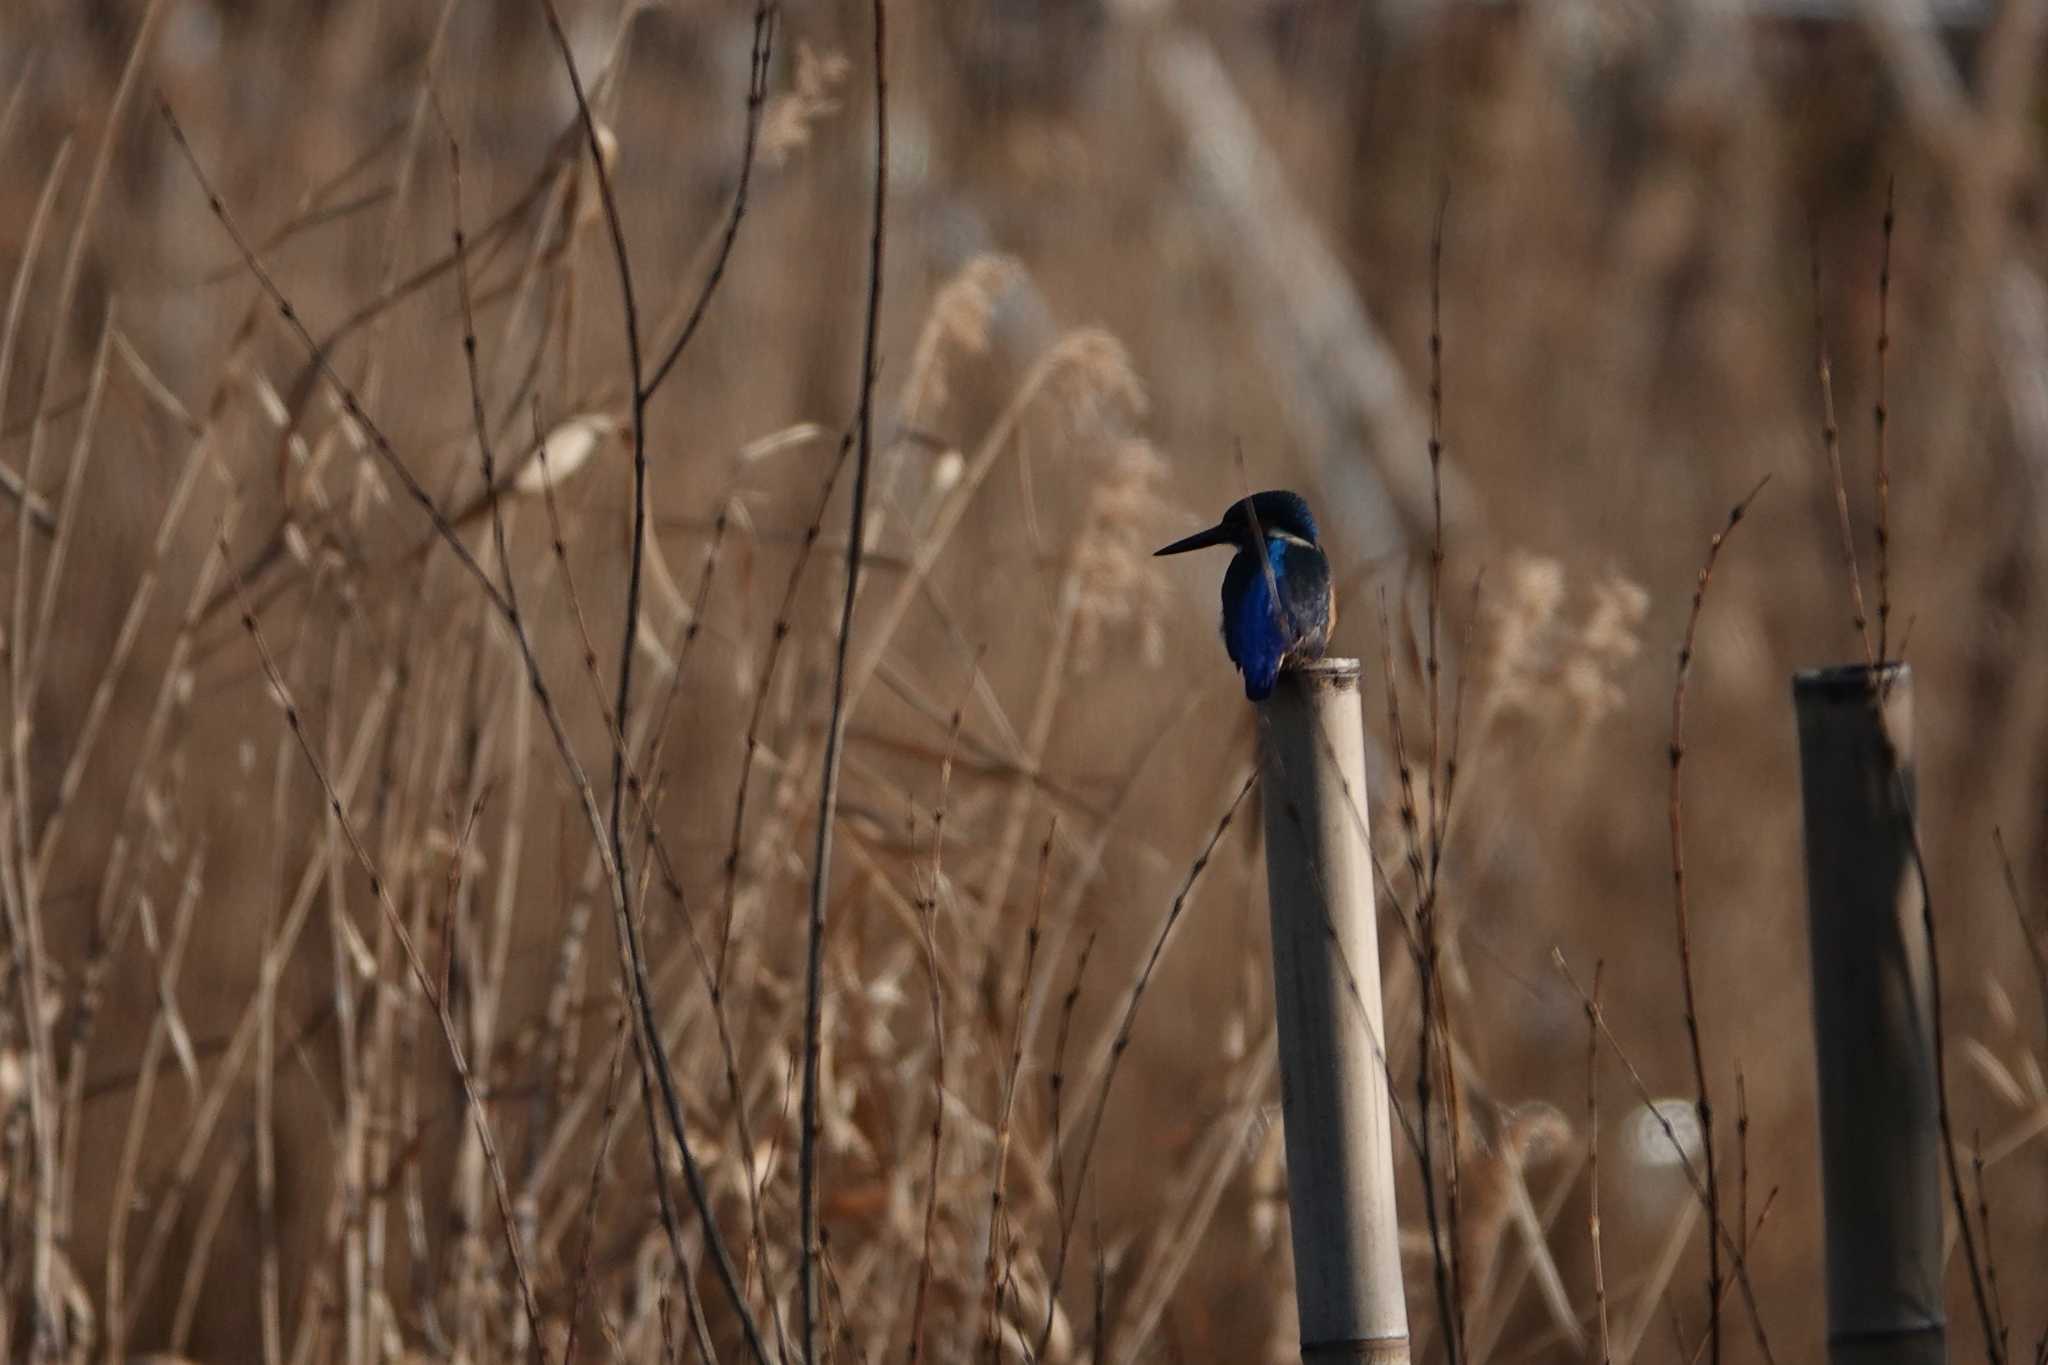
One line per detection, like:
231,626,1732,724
1794,663,1946,1365
1260,659,1411,1365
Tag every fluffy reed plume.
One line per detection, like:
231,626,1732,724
761,43,851,167
1071,437,1174,673
1477,552,1650,742
511,412,626,495
1562,572,1651,732
902,254,1026,423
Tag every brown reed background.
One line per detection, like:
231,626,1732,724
3,1,2047,1361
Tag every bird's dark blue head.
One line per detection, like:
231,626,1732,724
1155,489,1334,701
1151,490,1319,557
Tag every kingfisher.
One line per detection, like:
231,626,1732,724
1154,489,1335,701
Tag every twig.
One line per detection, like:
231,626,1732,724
1685,1191,1782,1365
1587,962,1612,1365
1736,1073,1750,1297
1874,177,1895,662
801,3,888,1358
718,432,853,984
642,1,776,402
1668,474,1768,1365
1424,194,1467,1358
1426,191,1449,861
530,7,778,1356
1889,756,2003,1363
1048,928,1100,1250
1973,1136,2009,1360
1810,238,1876,665
1376,588,1458,1359
1552,951,1778,1365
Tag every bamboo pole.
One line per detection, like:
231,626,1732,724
1259,659,1411,1365
1793,663,1946,1365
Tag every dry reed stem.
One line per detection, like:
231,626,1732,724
31,343,217,887
980,828,1053,1361
1032,768,1255,1362
318,702,368,1355
1993,827,2048,1061
905,680,975,1364
1025,693,1198,1122
979,562,1081,928
168,1134,251,1354
128,680,389,1331
0,136,71,1362
223,535,549,1351
36,317,120,1234
562,1010,634,1364
103,842,206,1353
373,604,441,1358
253,589,303,1365
22,308,113,738
321,652,368,1365
71,474,238,1036
1614,1197,1699,1365
17,0,169,738
1461,1126,1583,1360
1111,1036,1276,1361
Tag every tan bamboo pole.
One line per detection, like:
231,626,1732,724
1259,659,1411,1365
1794,663,1946,1365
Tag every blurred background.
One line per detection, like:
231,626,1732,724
3,0,2047,1360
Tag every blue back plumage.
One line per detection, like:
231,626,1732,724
1154,488,1335,700
1221,534,1333,701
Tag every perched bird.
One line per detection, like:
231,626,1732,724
1154,490,1335,701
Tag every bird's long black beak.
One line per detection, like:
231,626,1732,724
1153,522,1233,557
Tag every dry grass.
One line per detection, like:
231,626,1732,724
4,2,2048,1362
